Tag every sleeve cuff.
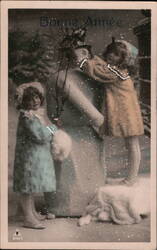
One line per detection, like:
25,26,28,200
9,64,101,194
79,58,88,70
46,125,58,135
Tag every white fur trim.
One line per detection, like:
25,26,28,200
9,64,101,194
51,129,72,161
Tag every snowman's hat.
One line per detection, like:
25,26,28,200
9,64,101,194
59,27,91,51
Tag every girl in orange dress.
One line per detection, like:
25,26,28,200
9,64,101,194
74,38,144,186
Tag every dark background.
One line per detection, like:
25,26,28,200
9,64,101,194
9,9,143,55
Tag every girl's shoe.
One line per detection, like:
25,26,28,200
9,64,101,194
34,212,46,221
46,213,56,220
23,221,45,229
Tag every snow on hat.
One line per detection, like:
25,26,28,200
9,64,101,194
15,82,45,106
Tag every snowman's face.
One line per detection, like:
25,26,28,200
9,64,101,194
74,47,90,63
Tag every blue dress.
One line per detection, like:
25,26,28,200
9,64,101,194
13,111,58,193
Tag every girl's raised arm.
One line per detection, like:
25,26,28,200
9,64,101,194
80,56,119,84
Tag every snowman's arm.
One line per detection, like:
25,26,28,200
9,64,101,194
63,77,104,128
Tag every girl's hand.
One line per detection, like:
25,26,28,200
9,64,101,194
52,117,62,127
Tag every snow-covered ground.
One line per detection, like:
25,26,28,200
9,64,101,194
9,210,150,242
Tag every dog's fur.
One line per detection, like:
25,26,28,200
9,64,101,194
51,129,72,161
78,177,150,226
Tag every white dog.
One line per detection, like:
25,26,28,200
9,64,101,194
51,129,72,161
78,177,150,226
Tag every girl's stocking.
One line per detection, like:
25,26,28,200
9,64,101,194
31,195,46,221
124,136,141,185
20,193,45,229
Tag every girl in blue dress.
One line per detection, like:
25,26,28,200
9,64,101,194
13,82,58,229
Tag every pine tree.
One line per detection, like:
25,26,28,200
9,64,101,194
9,30,58,86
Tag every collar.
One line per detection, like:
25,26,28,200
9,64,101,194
107,64,130,80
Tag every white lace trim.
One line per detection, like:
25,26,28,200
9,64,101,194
107,64,130,80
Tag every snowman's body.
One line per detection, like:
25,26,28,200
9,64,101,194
46,67,106,216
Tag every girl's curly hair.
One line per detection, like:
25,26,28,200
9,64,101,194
103,39,138,77
17,86,45,110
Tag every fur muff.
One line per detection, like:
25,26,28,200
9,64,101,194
78,177,150,226
51,129,72,161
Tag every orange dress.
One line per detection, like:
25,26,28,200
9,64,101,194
81,56,144,137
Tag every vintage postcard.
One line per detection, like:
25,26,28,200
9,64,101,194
0,1,156,249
